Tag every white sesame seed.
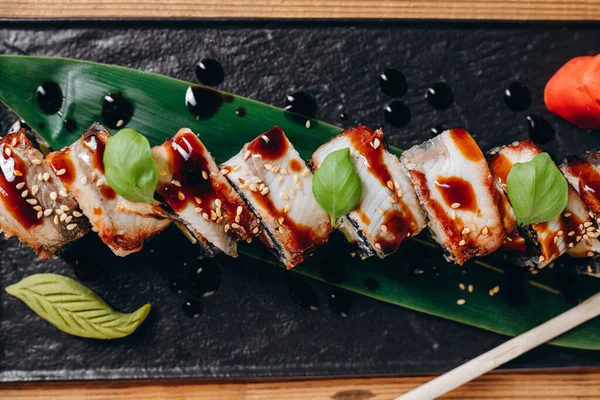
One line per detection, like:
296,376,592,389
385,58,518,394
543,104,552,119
73,211,82,217
481,227,489,235
249,184,258,192
66,223,77,231
374,242,382,250
451,210,456,220
116,119,124,128
305,120,311,129
244,150,251,160
4,148,10,157
53,215,59,225
214,199,222,208
33,205,42,211
539,255,545,262
381,224,388,233
202,212,209,220
584,221,594,227
457,299,466,305
302,169,311,177
277,176,284,185
31,158,42,165
210,210,217,220
37,173,43,181
95,178,105,187
296,182,302,190
293,175,300,184
459,240,466,246
280,169,289,175
235,215,240,223
468,284,474,293
397,188,403,198
10,138,16,146
272,165,280,174
91,172,97,181
387,180,394,190
59,190,68,197
37,211,43,219
43,172,50,181
568,231,575,236
232,165,241,172
221,168,229,175
216,208,222,217
26,198,37,205
60,213,67,222
43,209,53,216
283,204,291,213
564,212,572,217
569,242,574,248
172,180,181,187
261,187,269,195
281,192,290,201
15,182,25,190
241,169,249,176
377,206,385,215
461,227,470,235
451,203,461,209
288,187,296,196
56,168,67,176
264,164,272,171
388,196,396,204
252,176,262,183
224,224,230,232
13,170,22,177
371,138,381,149
587,251,595,257
557,230,564,236
236,206,243,215
553,236,559,244
81,176,88,185
55,209,64,215
253,227,260,234
159,170,168,177
459,283,466,290
60,205,69,211
202,171,209,180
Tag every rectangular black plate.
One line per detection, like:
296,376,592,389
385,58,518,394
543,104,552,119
1,20,600,382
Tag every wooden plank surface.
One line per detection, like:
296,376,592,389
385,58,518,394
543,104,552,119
0,0,600,21
1,1,600,399
1,373,600,399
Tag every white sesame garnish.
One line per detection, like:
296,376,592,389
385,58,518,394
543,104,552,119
281,192,290,201
43,172,50,181
43,209,53,217
55,209,64,215
461,227,470,235
159,170,168,177
59,189,68,197
210,210,217,220
31,158,42,165
451,210,456,220
553,236,559,244
236,206,243,215
244,150,251,160
15,182,25,190
33,205,42,211
37,173,43,181
468,285,474,293
53,215,59,225
252,227,260,234
96,179,104,187
388,196,396,204
56,168,67,176
584,221,593,227
172,180,181,187
232,223,241,230
481,227,489,235
451,203,460,209
13,170,22,177
296,182,302,190
235,215,240,223
371,138,381,149
249,184,258,192
587,251,595,257
66,223,77,231
280,169,289,175
232,165,241,172
374,242,382,250
220,168,229,175
202,212,209,221
277,176,284,185
283,204,291,213
264,164,272,171
568,231,575,236
397,188,403,198
569,243,574,248
214,199,222,208
60,205,69,211
564,212,572,217
36,211,42,219
272,165,280,174
457,299,466,306
116,119,124,128
387,181,394,190
258,186,268,196
557,230,564,236
50,192,57,200
293,175,300,184
60,213,67,222
539,255,546,262
377,206,385,215
81,176,88,185
459,283,466,290
241,169,249,176
10,138,16,146
381,224,388,233
302,169,311,177
305,120,311,129
4,148,11,157
252,176,262,183
177,192,185,201
224,224,230,233
288,187,296,196
73,211,82,217
91,172,97,181
202,171,209,180
459,240,466,246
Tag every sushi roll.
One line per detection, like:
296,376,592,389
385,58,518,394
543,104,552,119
152,128,261,257
46,124,171,257
221,127,332,268
489,140,594,267
311,126,426,259
0,128,88,258
401,128,507,265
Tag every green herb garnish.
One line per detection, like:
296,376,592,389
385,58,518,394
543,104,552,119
6,274,151,339
506,152,568,226
104,128,158,203
312,148,362,225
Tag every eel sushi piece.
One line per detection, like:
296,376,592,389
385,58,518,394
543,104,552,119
401,128,507,265
0,128,88,258
220,127,332,268
560,153,600,262
311,126,426,259
152,128,261,257
46,124,171,257
489,140,594,268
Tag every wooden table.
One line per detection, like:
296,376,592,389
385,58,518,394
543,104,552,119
2,1,600,398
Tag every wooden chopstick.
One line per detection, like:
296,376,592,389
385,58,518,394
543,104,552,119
396,290,600,400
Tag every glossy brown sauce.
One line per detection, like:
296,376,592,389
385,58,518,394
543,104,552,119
564,156,600,215
435,176,477,212
490,153,512,185
345,126,419,245
502,233,526,253
448,128,483,162
0,143,41,229
247,127,289,161
47,148,76,186
289,158,303,173
93,207,102,216
355,209,371,225
82,133,107,174
101,185,117,200
536,196,585,259
157,131,254,234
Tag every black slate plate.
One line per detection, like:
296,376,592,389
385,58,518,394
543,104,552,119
1,21,600,382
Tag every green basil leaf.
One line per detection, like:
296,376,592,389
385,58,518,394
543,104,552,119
312,148,362,225
506,152,568,226
5,273,151,339
103,128,158,203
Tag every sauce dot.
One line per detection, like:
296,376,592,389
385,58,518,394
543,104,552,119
328,289,354,317
504,82,531,111
527,114,554,144
185,86,233,121
187,262,222,297
102,92,134,129
426,82,454,109
182,299,203,318
35,81,63,115
195,59,225,86
378,69,407,97
287,276,319,310
236,107,246,117
64,119,77,133
284,92,317,123
384,100,411,128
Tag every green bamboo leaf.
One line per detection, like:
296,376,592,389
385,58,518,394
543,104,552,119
6,273,151,339
0,55,599,350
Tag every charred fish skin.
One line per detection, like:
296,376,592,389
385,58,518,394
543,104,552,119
311,126,426,259
152,128,261,257
489,140,594,268
401,128,507,265
46,123,171,257
221,127,332,269
0,128,88,258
